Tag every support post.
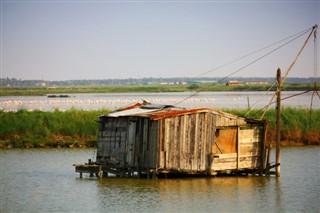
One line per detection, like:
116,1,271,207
237,126,240,170
99,166,103,178
260,120,268,176
266,145,271,176
276,68,281,177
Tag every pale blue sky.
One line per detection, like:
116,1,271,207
1,0,319,81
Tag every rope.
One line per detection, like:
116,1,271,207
310,27,319,120
259,25,318,120
196,26,313,78
281,25,318,87
279,90,313,102
245,80,277,117
174,27,313,106
252,90,312,117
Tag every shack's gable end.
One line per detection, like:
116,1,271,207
96,116,159,170
97,117,129,166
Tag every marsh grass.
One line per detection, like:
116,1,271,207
0,107,319,148
0,109,109,148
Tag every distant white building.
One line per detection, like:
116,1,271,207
35,82,47,87
226,80,269,86
245,80,269,85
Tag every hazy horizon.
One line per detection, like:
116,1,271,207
1,1,319,81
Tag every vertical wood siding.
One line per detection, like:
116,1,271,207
97,117,128,167
158,112,231,172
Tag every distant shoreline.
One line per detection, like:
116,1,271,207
0,83,316,96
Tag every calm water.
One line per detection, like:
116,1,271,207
1,91,319,111
1,147,319,212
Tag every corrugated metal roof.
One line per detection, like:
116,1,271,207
141,104,174,109
149,108,211,120
107,108,160,117
103,102,246,121
149,108,241,120
107,104,180,117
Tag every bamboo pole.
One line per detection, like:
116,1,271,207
276,68,281,177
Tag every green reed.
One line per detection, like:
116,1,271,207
0,109,109,148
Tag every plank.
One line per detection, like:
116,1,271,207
240,138,260,143
213,153,237,159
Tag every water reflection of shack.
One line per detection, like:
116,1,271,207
74,102,268,178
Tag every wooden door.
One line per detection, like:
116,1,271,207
212,128,237,154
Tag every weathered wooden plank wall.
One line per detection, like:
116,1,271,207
97,117,128,167
157,112,245,172
140,118,158,169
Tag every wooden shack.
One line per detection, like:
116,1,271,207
75,102,267,178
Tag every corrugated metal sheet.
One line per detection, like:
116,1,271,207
149,108,240,120
105,103,242,121
107,108,160,117
105,104,180,118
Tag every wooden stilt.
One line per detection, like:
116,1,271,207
103,171,108,177
276,68,281,177
266,144,271,176
260,120,268,176
98,166,103,178
152,171,158,179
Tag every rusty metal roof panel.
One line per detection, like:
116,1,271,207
149,108,242,120
149,108,211,120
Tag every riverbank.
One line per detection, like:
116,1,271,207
0,108,319,148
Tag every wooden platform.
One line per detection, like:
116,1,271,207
73,164,103,178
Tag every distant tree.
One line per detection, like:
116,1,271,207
188,84,200,90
